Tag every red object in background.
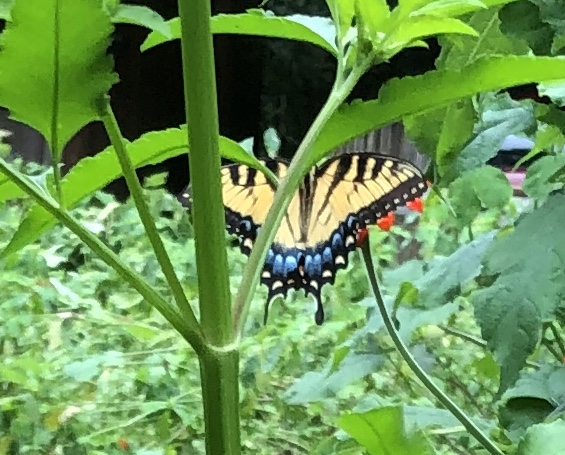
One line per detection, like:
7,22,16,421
118,438,130,451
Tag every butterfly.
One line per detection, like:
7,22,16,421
179,153,427,325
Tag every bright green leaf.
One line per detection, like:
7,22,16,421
111,4,170,38
411,0,486,18
0,0,117,152
0,128,262,257
141,10,337,56
313,55,565,166
338,407,433,455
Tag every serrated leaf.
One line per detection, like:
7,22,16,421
111,4,170,38
415,232,496,306
338,407,433,455
1,128,261,257
500,366,565,436
523,155,565,200
313,56,565,167
473,193,565,393
450,166,512,224
141,10,337,56
516,419,565,455
0,0,117,152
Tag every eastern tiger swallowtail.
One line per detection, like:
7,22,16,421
179,153,427,325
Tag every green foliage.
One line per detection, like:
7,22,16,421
338,407,433,455
516,419,565,455
473,193,565,394
141,10,338,55
0,0,117,152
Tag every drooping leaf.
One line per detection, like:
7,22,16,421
500,365,565,437
0,0,117,153
449,166,513,224
516,419,565,455
111,4,170,38
473,193,565,393
338,407,433,455
0,128,260,257
141,10,337,56
313,55,565,167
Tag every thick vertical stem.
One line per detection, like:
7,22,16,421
177,0,240,453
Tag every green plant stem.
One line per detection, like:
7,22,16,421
50,1,64,209
232,62,370,337
177,0,240,453
0,158,206,355
549,322,565,357
98,99,202,339
360,239,504,455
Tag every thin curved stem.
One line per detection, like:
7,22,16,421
232,61,370,338
99,99,203,340
360,237,504,455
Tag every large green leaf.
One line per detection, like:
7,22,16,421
338,407,433,455
312,55,565,167
500,366,565,438
516,420,565,455
141,10,337,56
110,4,170,37
0,0,117,152
449,166,513,224
0,128,258,257
473,193,565,393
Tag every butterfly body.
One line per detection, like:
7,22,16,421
180,153,427,325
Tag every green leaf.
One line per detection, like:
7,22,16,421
499,1,555,55
0,0,117,152
516,420,565,455
500,366,565,437
438,7,528,70
0,0,13,20
411,0,486,18
284,353,382,405
523,155,565,200
516,123,565,169
313,55,565,166
387,16,478,53
111,4,170,38
0,128,261,257
326,0,355,43
539,79,565,107
473,193,565,393
444,93,536,180
338,407,433,455
415,232,496,306
141,10,337,56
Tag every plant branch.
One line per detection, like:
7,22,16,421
232,61,370,337
0,158,206,355
98,98,202,337
360,239,504,455
177,0,240,453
